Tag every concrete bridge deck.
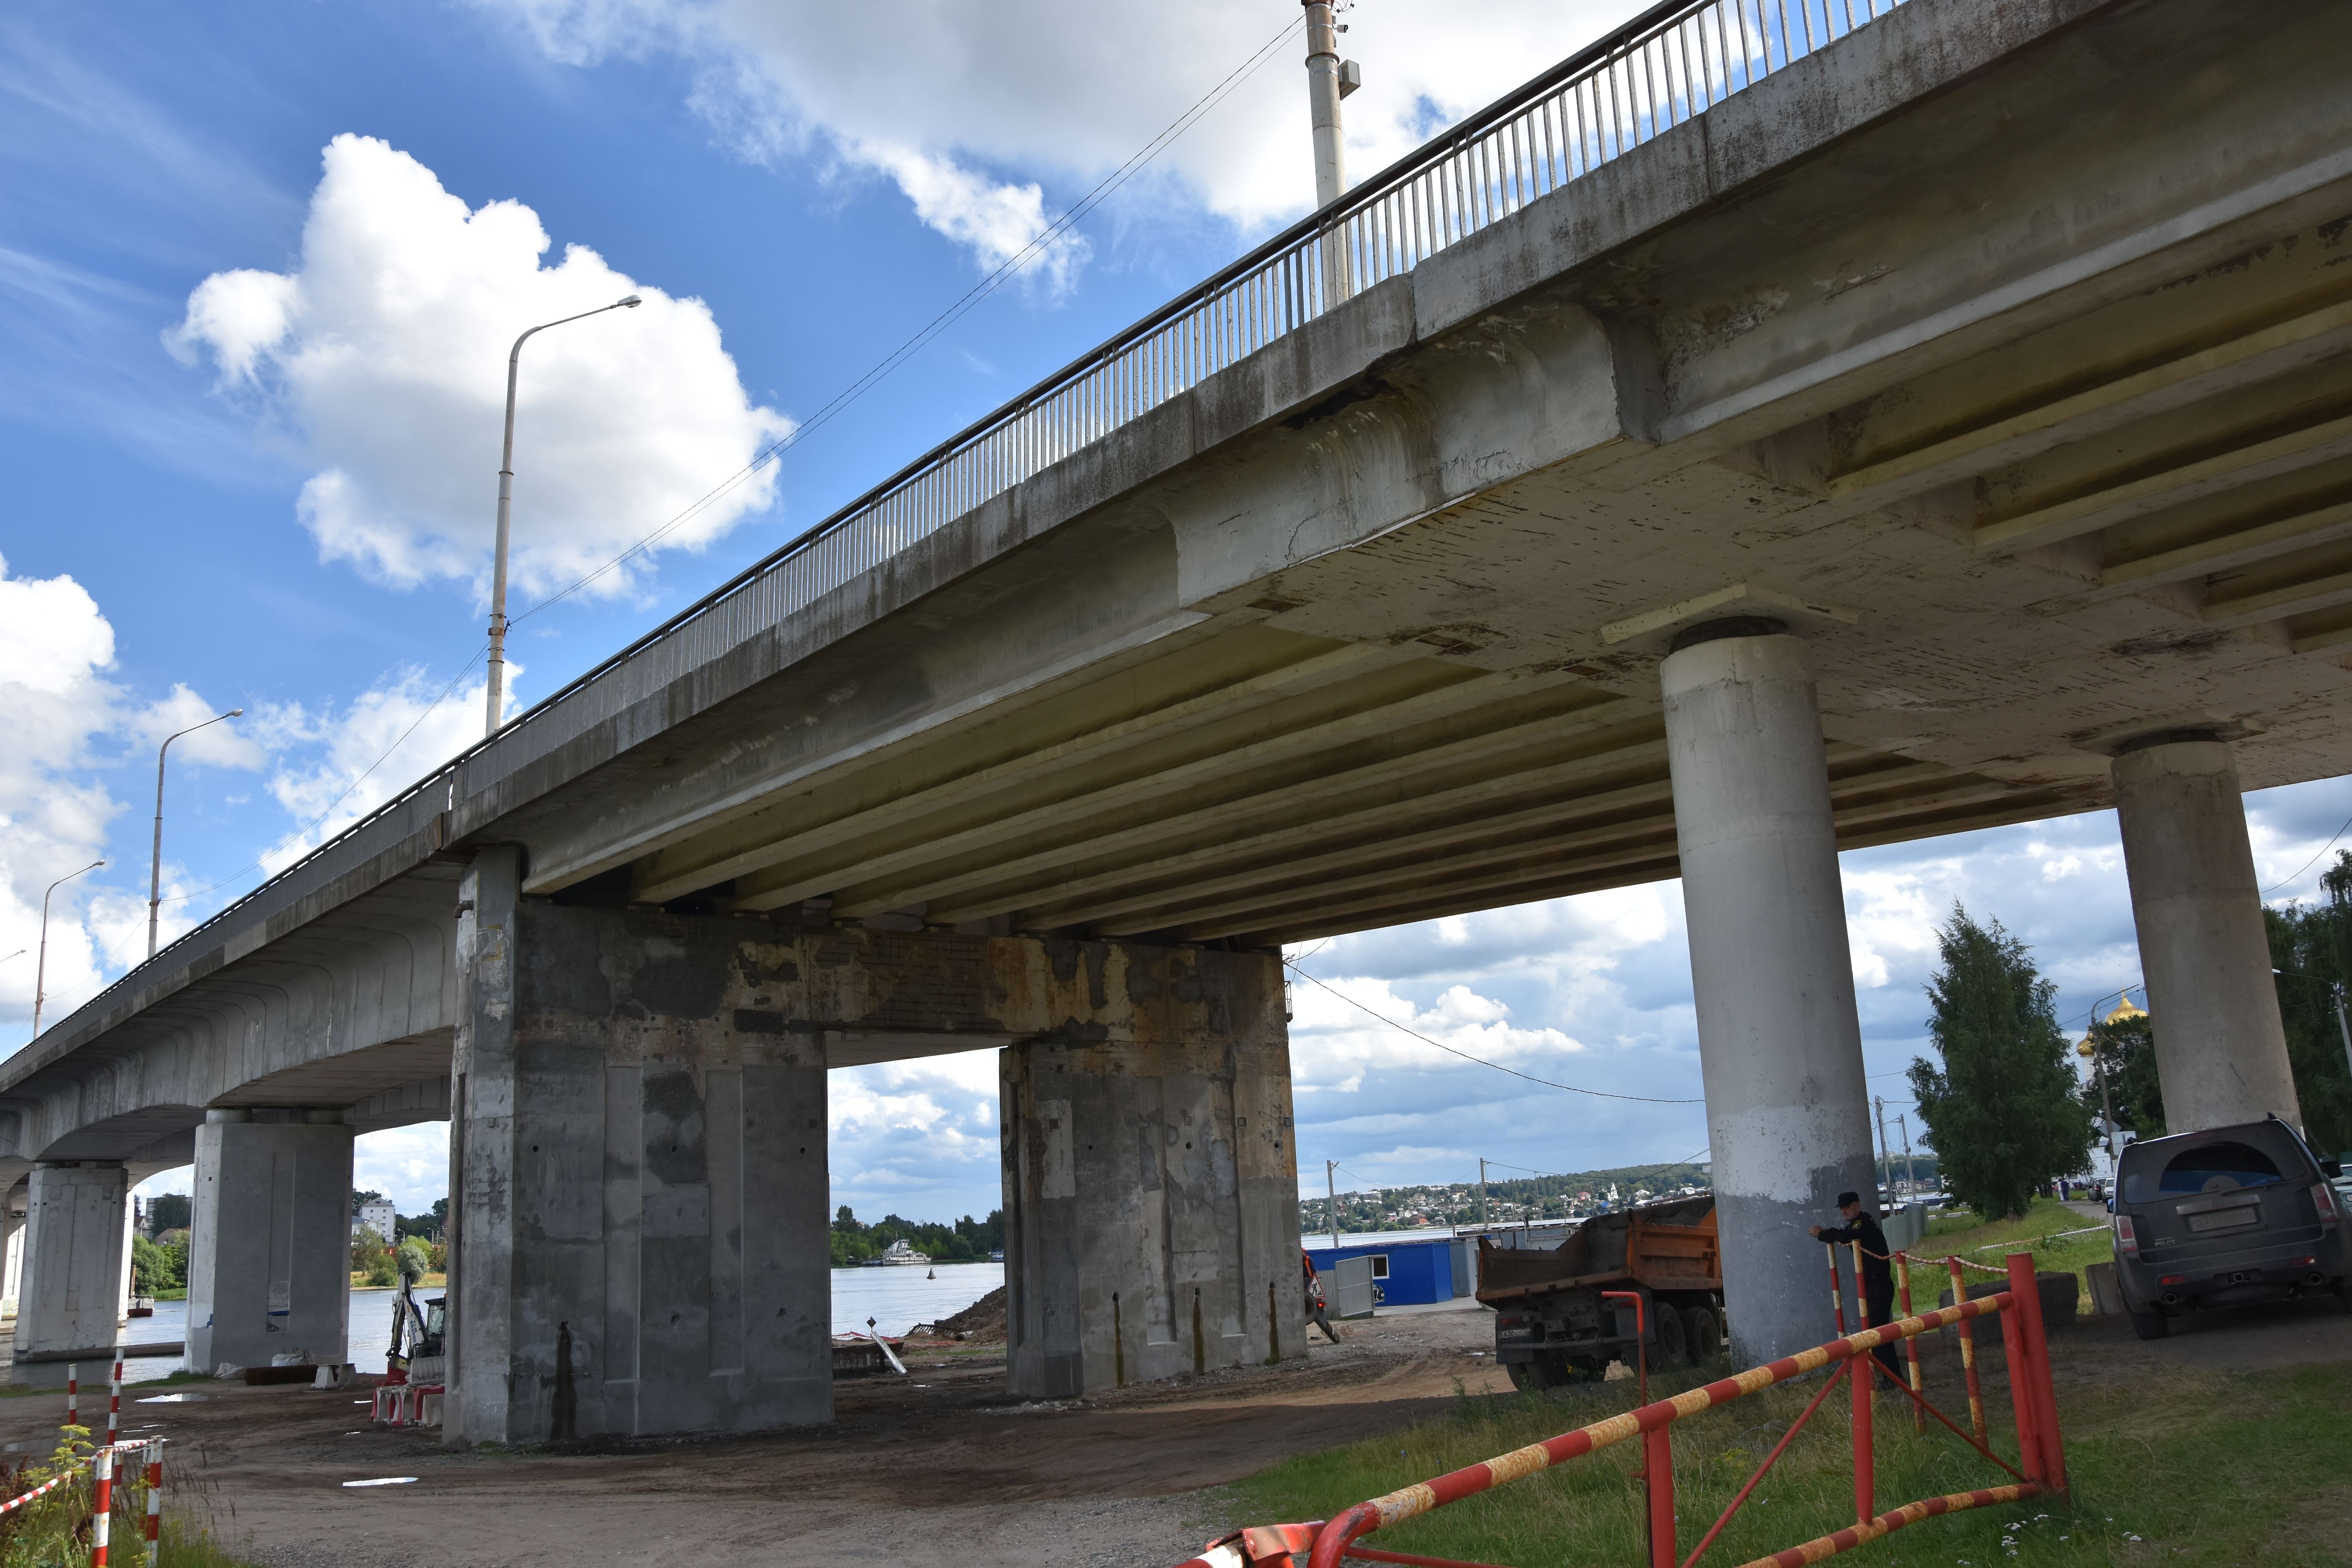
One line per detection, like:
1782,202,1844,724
3,0,2346,1438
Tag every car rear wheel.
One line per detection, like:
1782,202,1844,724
1655,1303,1688,1365
2129,1307,2169,1341
1682,1305,1722,1362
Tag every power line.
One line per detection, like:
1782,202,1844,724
506,12,1307,628
2263,810,2352,896
157,648,489,909
1283,958,1704,1104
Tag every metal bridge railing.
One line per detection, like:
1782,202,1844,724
36,0,1911,1051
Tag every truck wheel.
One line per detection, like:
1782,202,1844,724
1506,1356,1562,1392
2129,1308,2169,1342
1682,1306,1722,1362
1655,1304,1688,1366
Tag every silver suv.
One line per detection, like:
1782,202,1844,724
2111,1115,2347,1341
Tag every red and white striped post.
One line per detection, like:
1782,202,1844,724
1824,1243,1846,1334
65,1363,78,1430
107,1356,122,1447
143,1441,163,1567
1895,1252,1924,1434
1948,1255,1987,1444
91,1448,113,1568
1848,1242,1873,1525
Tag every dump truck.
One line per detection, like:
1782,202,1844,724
1475,1194,1724,1390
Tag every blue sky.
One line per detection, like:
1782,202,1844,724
3,0,2348,1223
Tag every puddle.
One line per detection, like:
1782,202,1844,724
341,1477,417,1488
136,1394,209,1404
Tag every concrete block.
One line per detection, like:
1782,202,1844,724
1000,944,1301,1397
15,1163,129,1360
185,1111,355,1374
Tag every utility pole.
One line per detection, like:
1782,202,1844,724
2334,982,2352,1090
1873,1095,1892,1205
1326,1159,1340,1249
1896,1113,1916,1198
1302,1,1360,302
148,708,242,958
1477,1157,1488,1229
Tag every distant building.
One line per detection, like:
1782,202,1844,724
353,1199,397,1243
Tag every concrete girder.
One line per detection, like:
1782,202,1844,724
626,630,1427,906
732,667,1619,916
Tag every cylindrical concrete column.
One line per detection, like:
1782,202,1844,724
14,1162,131,1360
2110,736,2300,1132
185,1109,357,1375
1661,624,1877,1366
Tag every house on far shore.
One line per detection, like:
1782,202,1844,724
352,1198,397,1242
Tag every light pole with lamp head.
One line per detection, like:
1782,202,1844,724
149,708,243,959
32,860,103,1039
485,294,642,738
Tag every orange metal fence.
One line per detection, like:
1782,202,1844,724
1177,1251,2063,1568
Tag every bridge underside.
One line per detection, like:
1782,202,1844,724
511,0,2352,951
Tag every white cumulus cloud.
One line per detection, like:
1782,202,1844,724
474,0,1655,271
168,134,791,601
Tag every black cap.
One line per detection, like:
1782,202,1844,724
1835,1191,1861,1208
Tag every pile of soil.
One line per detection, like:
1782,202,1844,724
928,1285,1008,1341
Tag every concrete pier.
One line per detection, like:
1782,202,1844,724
2110,737,2302,1133
446,849,832,1446
14,1163,131,1360
1000,946,1299,1397
1661,625,1878,1366
185,1109,356,1374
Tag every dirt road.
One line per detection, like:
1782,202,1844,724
12,1295,2342,1568
0,1308,1501,1568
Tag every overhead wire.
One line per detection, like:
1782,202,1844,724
506,11,1308,627
120,18,1308,944
1284,957,1704,1103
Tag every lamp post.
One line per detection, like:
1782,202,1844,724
484,294,642,739
32,860,104,1039
148,708,242,959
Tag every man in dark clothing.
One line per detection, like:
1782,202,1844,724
1810,1191,1901,1379
1302,1250,1341,1343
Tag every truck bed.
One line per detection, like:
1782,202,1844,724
1475,1195,1720,1303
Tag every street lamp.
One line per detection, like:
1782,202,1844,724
484,293,642,738
32,859,103,1039
149,708,243,959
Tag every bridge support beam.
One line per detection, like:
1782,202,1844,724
1000,949,1299,1398
2111,737,2302,1133
185,1109,355,1375
1662,624,1877,1366
14,1162,131,1361
446,848,831,1446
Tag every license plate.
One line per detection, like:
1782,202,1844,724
2186,1207,2258,1233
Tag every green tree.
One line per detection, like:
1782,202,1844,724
145,1193,190,1232
2268,851,2352,1158
2078,1000,2163,1138
352,1224,397,1287
1909,905,2095,1218
130,1233,180,1294
397,1236,432,1281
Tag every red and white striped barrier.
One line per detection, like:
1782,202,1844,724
107,1357,122,1448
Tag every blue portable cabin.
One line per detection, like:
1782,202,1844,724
1302,1229,1469,1307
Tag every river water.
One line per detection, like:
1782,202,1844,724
3,1264,1003,1388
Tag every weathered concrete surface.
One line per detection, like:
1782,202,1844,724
185,1110,356,1374
447,851,1298,1437
1662,628,1878,1364
999,946,1298,1397
5,0,2352,1417
15,1163,129,1359
2111,738,2303,1132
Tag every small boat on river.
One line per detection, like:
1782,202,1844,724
862,1238,931,1267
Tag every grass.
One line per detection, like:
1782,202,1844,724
1216,1356,2352,1566
1910,1198,2116,1311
